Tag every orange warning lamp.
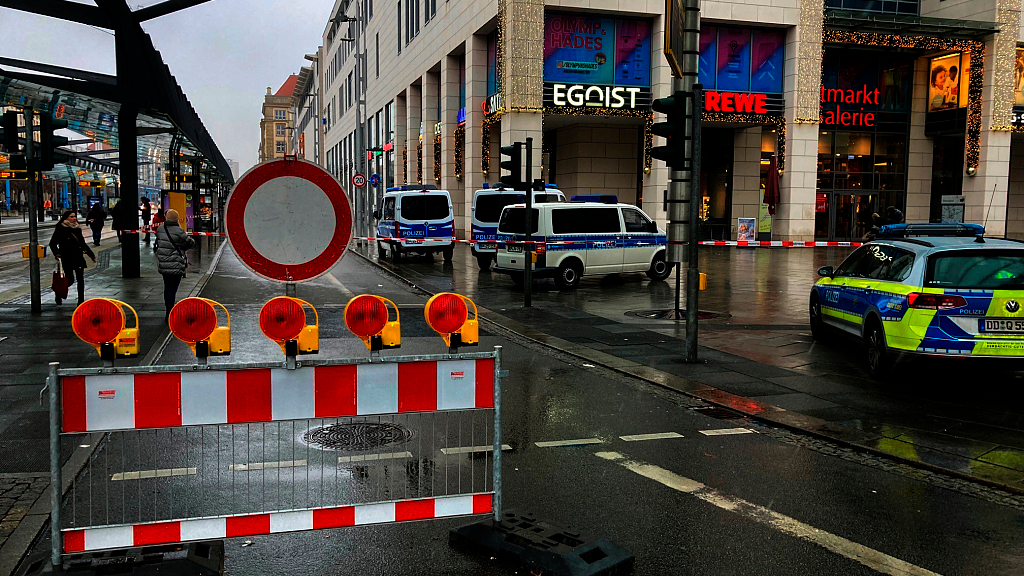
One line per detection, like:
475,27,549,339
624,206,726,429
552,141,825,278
259,296,319,355
424,293,479,350
72,298,139,360
344,294,401,351
168,298,231,358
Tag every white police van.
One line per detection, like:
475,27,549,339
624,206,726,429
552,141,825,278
493,202,670,289
374,186,455,261
471,185,565,270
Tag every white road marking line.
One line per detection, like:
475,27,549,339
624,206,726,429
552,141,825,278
535,438,603,448
595,452,942,576
441,444,513,455
111,467,197,481
230,460,307,472
699,428,755,436
324,272,355,298
338,451,412,463
620,432,683,442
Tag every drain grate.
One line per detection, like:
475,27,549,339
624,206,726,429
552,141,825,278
303,422,413,451
691,406,746,420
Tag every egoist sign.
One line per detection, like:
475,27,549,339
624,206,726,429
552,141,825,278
549,83,646,109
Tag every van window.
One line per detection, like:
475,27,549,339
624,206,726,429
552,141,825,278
552,207,622,234
497,207,539,234
382,197,396,220
622,208,651,233
476,194,523,222
535,193,562,203
401,194,449,220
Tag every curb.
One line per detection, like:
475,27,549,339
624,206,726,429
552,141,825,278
0,241,228,576
348,247,1024,497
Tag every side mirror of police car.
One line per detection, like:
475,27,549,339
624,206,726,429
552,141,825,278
818,266,834,277
648,221,659,233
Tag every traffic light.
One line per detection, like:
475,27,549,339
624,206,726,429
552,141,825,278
650,92,685,169
40,114,69,171
499,143,522,189
2,111,19,154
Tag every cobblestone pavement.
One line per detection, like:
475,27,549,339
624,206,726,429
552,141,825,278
0,475,48,548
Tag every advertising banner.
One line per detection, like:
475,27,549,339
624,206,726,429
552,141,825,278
544,13,651,88
698,25,717,89
751,30,785,94
1016,47,1024,107
716,27,751,92
737,218,756,242
614,18,652,87
928,53,969,113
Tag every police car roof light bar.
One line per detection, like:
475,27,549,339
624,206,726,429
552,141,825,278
877,222,985,238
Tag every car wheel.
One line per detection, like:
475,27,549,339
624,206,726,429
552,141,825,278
510,272,524,287
377,242,386,260
865,319,892,379
477,254,492,270
443,245,454,262
554,261,582,290
809,294,828,341
646,252,671,281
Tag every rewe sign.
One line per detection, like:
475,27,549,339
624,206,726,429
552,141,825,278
704,91,769,114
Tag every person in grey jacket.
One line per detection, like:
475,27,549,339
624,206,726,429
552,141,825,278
155,209,195,319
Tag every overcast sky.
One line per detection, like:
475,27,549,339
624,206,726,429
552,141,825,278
1,0,332,174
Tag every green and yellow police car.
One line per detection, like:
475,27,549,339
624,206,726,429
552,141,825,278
809,223,1024,378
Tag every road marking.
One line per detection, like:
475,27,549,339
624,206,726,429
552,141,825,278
230,460,307,471
535,438,603,448
699,428,755,436
111,467,197,481
324,272,355,298
620,432,683,442
441,444,513,455
338,451,412,463
595,452,943,576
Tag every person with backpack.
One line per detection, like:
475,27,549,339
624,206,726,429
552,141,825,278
49,210,96,305
85,202,107,246
155,209,195,320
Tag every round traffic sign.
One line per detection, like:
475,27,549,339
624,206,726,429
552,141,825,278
352,173,366,188
226,158,352,283
369,173,381,188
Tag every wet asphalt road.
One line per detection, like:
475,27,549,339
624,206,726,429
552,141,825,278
54,247,1024,576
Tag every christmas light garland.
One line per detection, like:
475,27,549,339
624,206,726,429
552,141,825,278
402,149,408,184
416,143,423,184
433,133,441,183
481,111,503,176
454,125,465,179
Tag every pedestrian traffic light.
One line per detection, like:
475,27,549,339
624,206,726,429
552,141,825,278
168,297,231,358
499,143,522,189
344,294,401,352
72,298,140,360
40,114,69,171
2,111,19,154
650,92,685,169
424,292,479,350
259,296,319,355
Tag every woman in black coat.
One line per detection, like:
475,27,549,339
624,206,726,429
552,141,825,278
49,210,97,305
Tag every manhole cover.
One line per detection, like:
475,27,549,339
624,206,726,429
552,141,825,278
627,309,730,321
303,422,413,451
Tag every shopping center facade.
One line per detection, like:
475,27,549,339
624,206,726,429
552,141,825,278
299,0,1024,241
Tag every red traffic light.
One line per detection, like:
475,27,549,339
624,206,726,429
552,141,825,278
344,295,389,338
72,298,125,345
168,298,217,343
259,297,306,342
425,293,468,335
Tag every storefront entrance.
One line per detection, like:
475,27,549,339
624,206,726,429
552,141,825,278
816,191,878,240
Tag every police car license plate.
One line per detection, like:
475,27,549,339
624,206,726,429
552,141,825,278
981,319,1024,333
506,244,523,253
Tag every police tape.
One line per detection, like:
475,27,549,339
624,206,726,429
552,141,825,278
121,228,228,237
699,240,864,248
349,236,663,247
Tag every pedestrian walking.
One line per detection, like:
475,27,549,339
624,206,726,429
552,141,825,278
141,197,152,243
85,202,106,246
110,200,123,242
150,208,165,252
49,210,96,306
155,209,194,320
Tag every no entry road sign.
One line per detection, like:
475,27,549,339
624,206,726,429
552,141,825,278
226,158,353,283
352,173,366,188
369,173,380,188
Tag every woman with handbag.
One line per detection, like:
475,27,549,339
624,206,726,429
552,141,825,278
49,210,96,305
155,209,194,320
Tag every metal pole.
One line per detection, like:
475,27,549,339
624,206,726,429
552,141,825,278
491,346,502,523
685,86,703,363
523,139,532,307
24,108,41,314
48,362,61,569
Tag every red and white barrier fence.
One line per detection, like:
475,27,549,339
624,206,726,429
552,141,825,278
699,240,863,248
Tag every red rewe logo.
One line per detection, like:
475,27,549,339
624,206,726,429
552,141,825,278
705,91,769,114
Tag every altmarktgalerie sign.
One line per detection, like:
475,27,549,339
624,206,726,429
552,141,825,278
544,83,651,109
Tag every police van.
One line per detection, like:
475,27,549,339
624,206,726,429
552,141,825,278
471,185,565,269
374,186,455,261
493,202,670,289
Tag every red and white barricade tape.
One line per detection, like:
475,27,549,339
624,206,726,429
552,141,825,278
63,493,493,553
61,358,495,433
699,240,863,248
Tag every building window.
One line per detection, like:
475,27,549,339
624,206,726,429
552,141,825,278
276,141,286,153
274,109,286,120
825,0,918,15
397,1,402,54
275,124,286,137
424,0,435,23
376,33,380,78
